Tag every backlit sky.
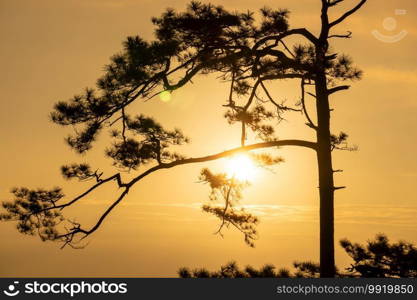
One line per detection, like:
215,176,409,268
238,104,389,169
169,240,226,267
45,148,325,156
1,0,416,277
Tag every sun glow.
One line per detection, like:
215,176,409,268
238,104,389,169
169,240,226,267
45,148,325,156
225,154,257,182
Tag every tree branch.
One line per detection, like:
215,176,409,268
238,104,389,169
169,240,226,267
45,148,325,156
328,0,344,7
243,79,261,110
253,28,318,50
327,85,350,95
300,79,317,129
329,31,352,39
43,173,124,214
127,139,317,188
329,0,367,27
259,81,301,113
54,138,317,246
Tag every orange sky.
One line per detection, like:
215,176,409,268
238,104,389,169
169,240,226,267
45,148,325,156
1,0,416,277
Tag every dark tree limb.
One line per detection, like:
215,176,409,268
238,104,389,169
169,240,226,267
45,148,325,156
259,81,300,113
214,179,233,236
327,85,350,95
329,0,367,28
329,31,352,39
128,139,317,188
36,138,316,247
327,0,344,7
243,79,261,110
253,28,318,49
300,79,318,130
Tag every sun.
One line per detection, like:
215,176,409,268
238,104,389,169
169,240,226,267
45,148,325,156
225,154,257,181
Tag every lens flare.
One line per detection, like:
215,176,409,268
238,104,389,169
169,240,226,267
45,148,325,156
159,91,171,102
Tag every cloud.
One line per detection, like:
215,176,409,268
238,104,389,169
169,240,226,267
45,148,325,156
79,199,417,228
335,204,417,227
366,67,417,84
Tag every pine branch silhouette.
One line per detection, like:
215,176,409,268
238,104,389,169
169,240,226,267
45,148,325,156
1,0,369,277
178,235,417,278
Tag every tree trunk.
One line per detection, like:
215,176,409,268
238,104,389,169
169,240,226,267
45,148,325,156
315,73,336,277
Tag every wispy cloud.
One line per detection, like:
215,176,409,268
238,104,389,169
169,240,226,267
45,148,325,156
335,204,417,227
79,0,139,9
366,67,417,84
177,202,416,227
79,199,417,227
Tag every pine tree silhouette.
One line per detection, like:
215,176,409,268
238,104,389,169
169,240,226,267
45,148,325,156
0,1,368,277
179,235,417,278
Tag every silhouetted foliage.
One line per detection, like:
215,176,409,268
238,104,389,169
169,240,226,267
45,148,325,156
179,261,292,278
106,114,189,170
199,168,259,247
0,188,64,241
1,0,368,277
178,261,321,278
340,234,417,277
179,235,417,278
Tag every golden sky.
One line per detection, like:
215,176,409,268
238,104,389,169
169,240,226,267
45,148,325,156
1,0,416,277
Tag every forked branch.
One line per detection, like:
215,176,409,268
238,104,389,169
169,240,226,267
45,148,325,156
329,0,367,27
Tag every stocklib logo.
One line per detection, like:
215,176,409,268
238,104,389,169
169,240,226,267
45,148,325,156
3,281,20,297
